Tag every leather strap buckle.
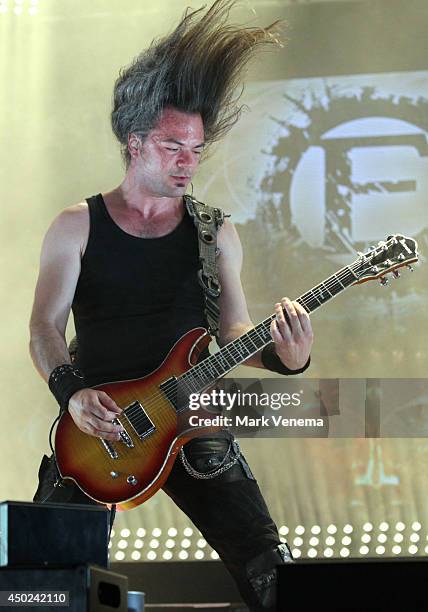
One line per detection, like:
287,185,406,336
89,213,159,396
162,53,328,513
198,270,221,298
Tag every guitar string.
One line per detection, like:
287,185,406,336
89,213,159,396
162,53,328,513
100,244,407,462
94,244,403,464
116,239,403,431
105,252,396,461
119,257,372,434
108,251,395,442
127,272,370,437
121,258,373,433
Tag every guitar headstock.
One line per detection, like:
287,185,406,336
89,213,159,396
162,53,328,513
352,234,419,285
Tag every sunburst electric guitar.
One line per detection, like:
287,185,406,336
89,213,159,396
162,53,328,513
55,234,418,510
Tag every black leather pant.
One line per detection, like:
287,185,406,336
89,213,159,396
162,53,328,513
34,437,293,611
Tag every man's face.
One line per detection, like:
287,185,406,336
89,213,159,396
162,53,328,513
131,107,205,198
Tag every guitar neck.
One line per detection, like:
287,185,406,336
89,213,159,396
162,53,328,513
177,260,362,397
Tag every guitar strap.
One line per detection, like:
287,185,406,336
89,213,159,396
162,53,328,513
184,194,226,339
182,196,238,480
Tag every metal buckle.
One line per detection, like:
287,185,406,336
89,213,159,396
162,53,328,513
198,270,221,298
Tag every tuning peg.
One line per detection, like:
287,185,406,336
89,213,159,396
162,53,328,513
407,264,414,272
392,270,400,279
380,277,389,286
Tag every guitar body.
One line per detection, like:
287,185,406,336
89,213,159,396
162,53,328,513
55,327,213,510
54,234,418,511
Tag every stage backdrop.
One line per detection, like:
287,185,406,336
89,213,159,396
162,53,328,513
0,0,427,562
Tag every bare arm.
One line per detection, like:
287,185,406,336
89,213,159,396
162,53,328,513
217,219,262,368
29,204,123,440
29,205,86,380
216,219,313,370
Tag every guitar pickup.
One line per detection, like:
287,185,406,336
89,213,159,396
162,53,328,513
123,400,156,439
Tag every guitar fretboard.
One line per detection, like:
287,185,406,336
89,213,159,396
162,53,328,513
174,257,366,404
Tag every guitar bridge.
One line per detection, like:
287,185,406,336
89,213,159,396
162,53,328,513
112,418,134,448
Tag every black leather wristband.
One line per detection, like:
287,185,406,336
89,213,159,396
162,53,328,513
48,364,86,413
261,343,311,375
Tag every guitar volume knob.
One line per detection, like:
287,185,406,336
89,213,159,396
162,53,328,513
127,475,138,486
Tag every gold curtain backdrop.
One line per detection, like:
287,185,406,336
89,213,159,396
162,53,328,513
0,0,427,561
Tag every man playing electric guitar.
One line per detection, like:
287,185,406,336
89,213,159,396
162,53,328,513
29,2,312,610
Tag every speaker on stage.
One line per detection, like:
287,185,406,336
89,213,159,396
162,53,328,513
0,564,128,611
0,500,109,567
278,558,428,611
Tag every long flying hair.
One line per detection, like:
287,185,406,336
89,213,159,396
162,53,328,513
111,0,284,166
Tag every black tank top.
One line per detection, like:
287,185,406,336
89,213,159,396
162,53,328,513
71,194,208,386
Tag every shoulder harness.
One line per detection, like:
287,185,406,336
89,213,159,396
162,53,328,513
184,194,227,339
